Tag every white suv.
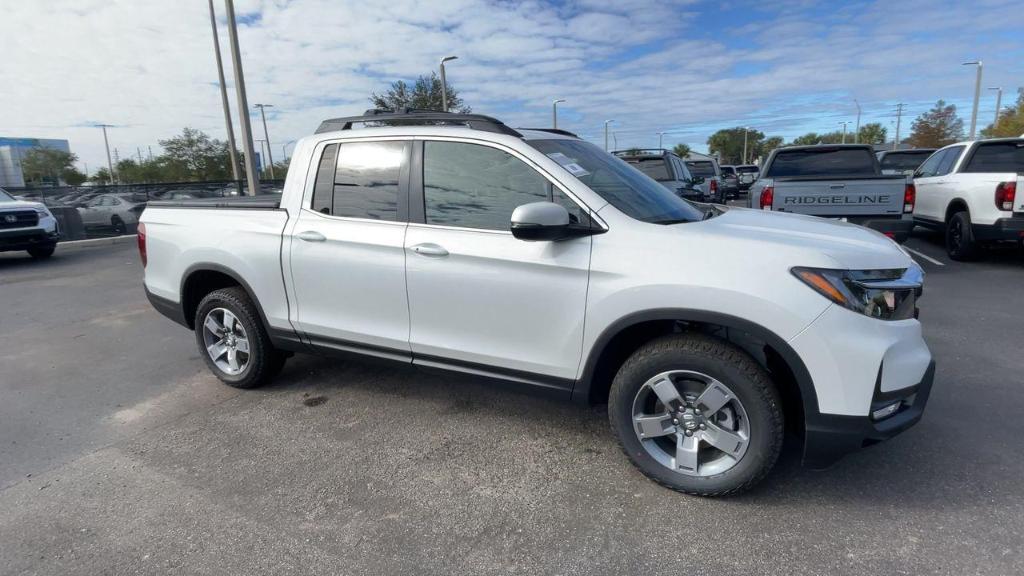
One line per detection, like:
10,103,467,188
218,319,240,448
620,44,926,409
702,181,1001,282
141,110,935,496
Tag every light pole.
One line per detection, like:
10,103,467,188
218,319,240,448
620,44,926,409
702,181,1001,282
742,127,751,164
893,103,905,151
839,121,850,144
657,132,666,149
612,132,618,150
224,0,259,195
439,56,458,112
552,99,566,129
604,120,614,151
963,60,983,139
97,124,115,184
255,139,266,175
253,103,275,179
854,99,862,143
283,140,296,162
208,0,239,180
989,87,1003,129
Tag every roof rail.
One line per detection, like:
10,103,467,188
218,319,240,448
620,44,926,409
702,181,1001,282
518,127,581,138
316,108,522,137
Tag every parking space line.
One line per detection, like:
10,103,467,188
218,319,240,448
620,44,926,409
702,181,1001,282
904,246,945,266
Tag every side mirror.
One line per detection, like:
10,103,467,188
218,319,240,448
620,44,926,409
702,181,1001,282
511,201,590,241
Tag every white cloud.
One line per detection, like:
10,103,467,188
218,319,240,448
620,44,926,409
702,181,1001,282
0,0,1021,173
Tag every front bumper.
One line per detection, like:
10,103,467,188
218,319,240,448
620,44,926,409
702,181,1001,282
972,216,1024,242
855,217,915,244
0,224,60,252
803,360,934,469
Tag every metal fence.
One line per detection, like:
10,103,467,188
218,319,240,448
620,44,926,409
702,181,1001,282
4,180,284,240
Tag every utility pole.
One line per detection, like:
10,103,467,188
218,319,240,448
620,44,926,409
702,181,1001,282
989,87,1003,129
657,132,665,149
253,103,275,179
137,147,142,163
893,103,905,151
839,121,850,144
439,56,458,112
854,99,862,143
224,0,260,195
963,60,983,139
742,127,750,164
604,120,614,151
98,124,115,184
552,99,566,129
209,0,240,181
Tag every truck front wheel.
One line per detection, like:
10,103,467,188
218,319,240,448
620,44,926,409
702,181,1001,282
194,287,286,388
609,334,784,496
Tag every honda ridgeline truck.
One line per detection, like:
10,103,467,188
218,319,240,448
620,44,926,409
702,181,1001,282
749,144,916,243
911,138,1024,260
140,110,934,496
0,187,60,259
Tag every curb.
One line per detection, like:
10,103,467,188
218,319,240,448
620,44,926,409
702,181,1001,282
57,234,138,252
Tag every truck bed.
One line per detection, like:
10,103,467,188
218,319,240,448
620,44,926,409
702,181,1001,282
146,195,282,209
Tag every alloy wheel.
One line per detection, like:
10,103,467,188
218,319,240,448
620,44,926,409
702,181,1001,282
201,307,250,375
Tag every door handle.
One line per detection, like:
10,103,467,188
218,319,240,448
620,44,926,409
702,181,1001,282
297,230,326,242
410,243,449,257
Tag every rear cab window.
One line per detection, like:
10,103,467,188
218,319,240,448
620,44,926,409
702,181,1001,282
963,140,1024,173
311,140,409,220
685,161,717,178
623,157,672,181
765,147,877,177
879,151,934,172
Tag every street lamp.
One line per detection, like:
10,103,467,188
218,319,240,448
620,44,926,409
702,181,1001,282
282,139,296,162
742,127,751,164
552,99,566,129
989,87,1003,129
853,99,862,143
963,60,983,139
604,120,615,151
253,103,275,179
96,124,115,184
208,0,239,181
224,0,260,195
657,131,666,149
839,121,850,144
255,139,267,174
439,55,458,112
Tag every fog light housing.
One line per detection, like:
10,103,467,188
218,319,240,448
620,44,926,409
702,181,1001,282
872,401,901,421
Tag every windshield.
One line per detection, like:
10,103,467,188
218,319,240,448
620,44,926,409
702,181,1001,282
0,188,15,202
686,161,717,177
879,151,933,172
623,157,671,181
720,166,736,176
766,147,877,177
528,139,706,224
963,141,1024,174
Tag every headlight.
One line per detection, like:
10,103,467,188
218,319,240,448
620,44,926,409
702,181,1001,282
34,206,52,217
791,267,922,320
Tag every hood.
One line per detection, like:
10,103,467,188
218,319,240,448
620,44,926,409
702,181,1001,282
700,207,914,270
0,199,46,212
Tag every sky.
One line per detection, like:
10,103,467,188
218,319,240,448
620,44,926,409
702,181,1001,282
1,0,1022,174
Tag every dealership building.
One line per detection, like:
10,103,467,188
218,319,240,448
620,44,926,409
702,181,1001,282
0,137,72,187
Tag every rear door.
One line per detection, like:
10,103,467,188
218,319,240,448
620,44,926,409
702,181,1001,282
288,139,412,358
403,139,592,385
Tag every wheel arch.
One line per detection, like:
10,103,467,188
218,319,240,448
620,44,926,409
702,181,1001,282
944,198,970,224
180,263,273,334
573,309,820,435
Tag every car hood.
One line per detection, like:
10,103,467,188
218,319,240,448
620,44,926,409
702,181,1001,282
0,200,45,212
699,207,915,270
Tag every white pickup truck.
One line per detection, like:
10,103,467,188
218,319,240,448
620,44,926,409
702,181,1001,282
0,187,60,259
140,110,934,496
911,138,1024,260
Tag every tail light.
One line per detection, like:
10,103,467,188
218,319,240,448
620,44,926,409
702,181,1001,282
995,181,1016,211
759,186,774,210
137,222,147,268
710,179,718,195
903,183,916,213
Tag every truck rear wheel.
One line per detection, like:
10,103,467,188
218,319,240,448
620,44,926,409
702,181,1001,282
27,245,56,259
194,287,285,389
609,334,784,496
945,211,980,261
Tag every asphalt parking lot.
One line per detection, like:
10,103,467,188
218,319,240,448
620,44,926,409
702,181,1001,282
1,234,1022,576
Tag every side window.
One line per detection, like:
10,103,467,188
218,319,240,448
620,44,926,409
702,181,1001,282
551,188,591,226
915,150,946,178
423,141,549,230
935,146,964,175
309,141,405,221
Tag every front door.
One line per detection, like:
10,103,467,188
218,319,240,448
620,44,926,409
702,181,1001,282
404,140,593,386
288,139,412,358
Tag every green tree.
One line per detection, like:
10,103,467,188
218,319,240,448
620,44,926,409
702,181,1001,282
759,136,784,160
158,127,232,181
671,143,691,158
906,100,964,148
90,167,112,185
708,127,764,164
980,90,1024,138
790,132,820,145
856,122,887,145
20,147,80,185
371,72,470,113
62,166,87,185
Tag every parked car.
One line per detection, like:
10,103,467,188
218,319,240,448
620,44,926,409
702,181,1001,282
140,110,934,496
718,165,740,199
684,157,723,203
748,144,915,243
613,149,703,202
876,149,937,175
76,193,142,235
0,187,60,258
912,138,1024,260
735,165,759,192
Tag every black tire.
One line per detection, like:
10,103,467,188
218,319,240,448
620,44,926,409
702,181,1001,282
194,286,285,389
27,245,56,259
111,216,126,236
609,333,784,497
945,210,980,261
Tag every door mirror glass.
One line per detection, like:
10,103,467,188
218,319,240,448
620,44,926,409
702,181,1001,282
510,201,581,241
